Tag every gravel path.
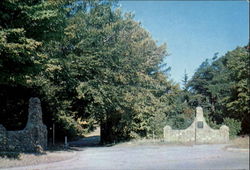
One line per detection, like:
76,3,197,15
4,144,249,170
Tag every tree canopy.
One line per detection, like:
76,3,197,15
0,0,180,142
187,46,249,135
0,0,248,143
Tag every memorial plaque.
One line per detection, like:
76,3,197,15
197,121,203,128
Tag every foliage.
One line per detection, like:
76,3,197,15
223,118,242,138
55,2,182,142
0,0,62,129
0,0,179,142
188,46,249,134
0,0,84,137
0,152,21,159
165,90,195,130
224,47,250,133
1,0,247,143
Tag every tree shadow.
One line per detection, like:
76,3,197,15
0,136,102,160
68,135,101,148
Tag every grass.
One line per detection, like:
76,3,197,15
111,136,249,148
0,152,21,159
0,146,76,169
111,138,195,147
229,135,249,149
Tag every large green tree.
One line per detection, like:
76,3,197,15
188,46,249,134
62,2,177,142
0,0,67,129
0,0,180,143
225,46,249,134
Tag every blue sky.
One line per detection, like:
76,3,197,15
118,1,249,85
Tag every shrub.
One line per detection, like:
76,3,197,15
0,152,21,159
223,118,241,138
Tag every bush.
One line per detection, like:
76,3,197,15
0,152,21,159
223,118,241,138
205,114,220,129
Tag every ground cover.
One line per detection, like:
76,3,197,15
0,150,76,169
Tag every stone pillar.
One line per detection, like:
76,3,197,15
219,125,229,143
26,98,43,128
196,107,204,121
25,97,47,151
0,98,47,152
163,125,172,141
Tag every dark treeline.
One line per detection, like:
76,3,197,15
0,0,249,143
186,46,249,136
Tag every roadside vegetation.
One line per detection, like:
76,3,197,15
0,150,76,169
0,0,249,145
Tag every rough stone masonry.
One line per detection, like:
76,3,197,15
0,97,47,152
164,107,229,144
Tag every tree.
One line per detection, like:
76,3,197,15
0,0,67,130
224,46,249,134
68,4,176,142
182,69,188,90
0,0,183,142
188,46,249,134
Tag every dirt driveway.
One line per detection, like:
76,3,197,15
5,143,249,170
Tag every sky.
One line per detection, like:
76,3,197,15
118,0,249,85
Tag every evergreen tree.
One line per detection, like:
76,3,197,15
188,46,249,135
182,69,188,90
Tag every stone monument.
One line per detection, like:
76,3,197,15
163,107,229,144
0,97,47,152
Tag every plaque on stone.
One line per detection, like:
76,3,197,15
197,121,203,128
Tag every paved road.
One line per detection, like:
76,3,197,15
7,144,249,170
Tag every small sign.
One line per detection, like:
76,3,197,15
197,121,203,128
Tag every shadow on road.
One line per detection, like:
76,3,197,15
68,126,101,148
69,135,101,147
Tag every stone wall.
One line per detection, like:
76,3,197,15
0,98,47,152
163,107,229,144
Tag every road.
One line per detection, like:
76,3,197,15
6,144,249,170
